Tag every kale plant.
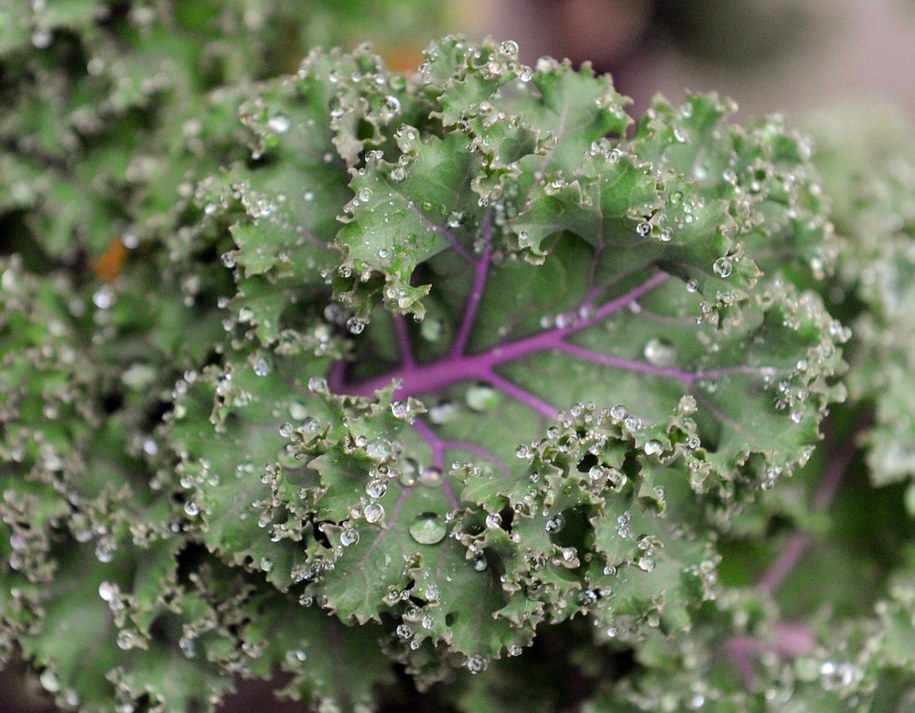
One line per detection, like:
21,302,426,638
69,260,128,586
1,24,914,713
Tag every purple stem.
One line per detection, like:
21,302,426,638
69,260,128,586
346,272,670,403
327,360,347,394
411,419,462,508
486,371,558,421
406,197,472,264
554,342,697,382
451,213,492,358
413,418,445,470
757,426,857,593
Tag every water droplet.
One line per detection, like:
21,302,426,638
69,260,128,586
346,317,366,334
286,649,308,664
499,40,519,56
117,631,138,650
396,623,413,639
485,513,502,529
259,557,273,572
637,556,654,572
364,503,385,523
466,655,487,673
366,438,391,461
644,439,664,456
686,278,699,293
391,401,412,419
358,187,373,202
184,501,200,517
98,581,119,602
545,514,565,533
31,28,52,48
687,694,705,709
366,479,387,499
340,527,359,546
253,357,271,377
39,669,59,693
267,113,291,134
636,222,651,237
417,466,443,486
399,458,419,486
623,416,642,432
643,338,677,367
92,286,114,309
409,512,447,545
429,401,458,424
465,383,498,412
472,556,488,571
713,257,733,278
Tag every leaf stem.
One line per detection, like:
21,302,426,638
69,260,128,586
757,423,857,593
345,271,670,403
450,212,492,358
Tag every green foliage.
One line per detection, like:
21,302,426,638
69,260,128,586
1,17,914,713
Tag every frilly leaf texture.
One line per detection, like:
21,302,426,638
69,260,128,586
9,29,915,713
164,36,846,699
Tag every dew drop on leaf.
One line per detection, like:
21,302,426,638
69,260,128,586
98,581,118,603
364,503,385,523
267,113,291,134
465,383,498,412
409,512,447,545
366,438,391,461
429,401,458,424
340,527,359,546
417,466,443,487
286,649,307,664
390,400,412,419
420,318,443,341
399,458,419,486
713,257,733,278
642,338,677,367
644,439,664,456
545,514,565,533
365,478,387,498
466,655,487,673
39,669,60,693
253,356,271,377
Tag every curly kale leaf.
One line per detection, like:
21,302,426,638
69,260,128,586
158,38,848,703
